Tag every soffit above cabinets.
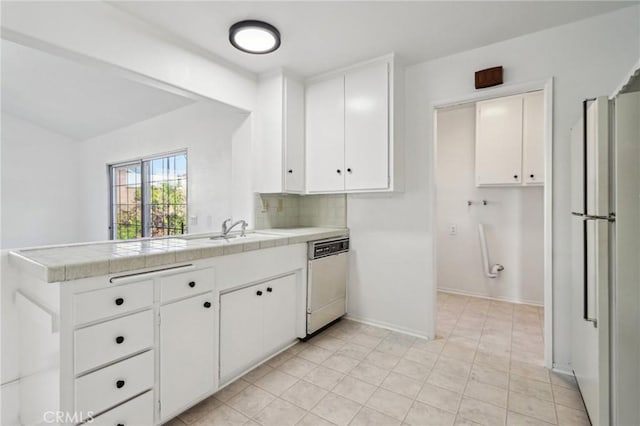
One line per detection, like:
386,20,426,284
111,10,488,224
111,1,632,77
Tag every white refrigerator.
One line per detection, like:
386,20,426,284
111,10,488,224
570,89,640,426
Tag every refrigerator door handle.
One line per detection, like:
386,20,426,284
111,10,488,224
582,219,598,327
582,98,596,215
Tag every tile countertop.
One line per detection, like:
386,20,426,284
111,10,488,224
8,227,348,283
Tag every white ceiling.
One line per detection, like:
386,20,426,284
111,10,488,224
112,1,634,77
1,39,195,140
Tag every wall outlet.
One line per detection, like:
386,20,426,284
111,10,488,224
189,215,198,226
448,224,457,236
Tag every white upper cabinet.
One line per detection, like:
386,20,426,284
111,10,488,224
254,72,305,194
305,55,401,193
475,90,544,187
305,75,346,192
522,91,545,185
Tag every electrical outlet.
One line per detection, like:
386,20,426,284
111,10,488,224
189,215,198,226
449,224,457,236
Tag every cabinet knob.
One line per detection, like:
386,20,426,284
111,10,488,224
117,424,125,426
256,290,263,296
530,174,535,179
336,169,342,174
188,281,196,288
513,175,519,179
204,301,212,309
347,168,352,173
267,287,273,293
114,297,124,306
115,336,125,344
288,169,293,174
116,380,125,389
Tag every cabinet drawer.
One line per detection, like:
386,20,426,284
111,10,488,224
89,390,154,426
159,268,214,304
75,310,154,374
74,280,153,325
75,350,154,416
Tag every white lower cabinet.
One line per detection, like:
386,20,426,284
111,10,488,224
160,292,216,421
89,390,154,426
219,274,298,382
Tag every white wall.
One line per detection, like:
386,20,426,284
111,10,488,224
347,6,640,369
0,113,81,249
78,101,250,242
435,104,544,304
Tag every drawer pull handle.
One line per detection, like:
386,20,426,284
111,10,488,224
513,174,519,179
267,287,273,293
117,424,124,426
288,169,293,174
116,380,125,389
204,301,212,309
530,174,535,178
256,290,263,296
336,169,342,174
115,336,125,344
114,298,124,306
188,281,196,288
347,168,352,173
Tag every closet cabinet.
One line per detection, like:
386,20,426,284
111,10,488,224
305,56,399,193
475,90,544,187
219,274,297,383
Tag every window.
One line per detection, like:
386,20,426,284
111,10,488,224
110,151,188,240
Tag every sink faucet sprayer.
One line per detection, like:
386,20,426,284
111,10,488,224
222,218,248,237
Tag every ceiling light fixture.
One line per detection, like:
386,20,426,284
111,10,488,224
229,20,281,54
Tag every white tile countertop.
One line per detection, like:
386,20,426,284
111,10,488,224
8,227,348,283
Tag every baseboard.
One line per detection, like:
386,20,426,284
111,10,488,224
345,314,432,340
551,364,573,376
438,288,544,307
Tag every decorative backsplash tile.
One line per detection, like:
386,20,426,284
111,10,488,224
254,193,347,229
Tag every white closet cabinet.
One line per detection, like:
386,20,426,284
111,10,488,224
306,56,398,193
160,292,216,421
219,274,297,383
475,90,544,187
255,72,305,193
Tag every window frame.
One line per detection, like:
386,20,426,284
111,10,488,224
108,149,188,240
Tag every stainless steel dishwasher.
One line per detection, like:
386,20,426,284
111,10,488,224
306,237,349,335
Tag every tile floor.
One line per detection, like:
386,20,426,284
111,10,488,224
166,292,590,426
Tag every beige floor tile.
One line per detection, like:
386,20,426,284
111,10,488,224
403,347,438,368
254,370,298,396
190,404,248,426
509,374,553,402
266,352,294,369
179,396,222,424
381,371,423,399
309,334,347,352
453,416,483,426
508,391,556,424
360,324,391,339
469,363,509,389
243,364,275,383
441,341,477,363
303,365,344,390
426,370,469,393
365,388,413,421
351,333,384,348
322,353,361,374
349,361,391,386
376,339,411,357
278,357,318,378
510,361,550,384
336,343,373,361
252,398,306,426
434,357,472,378
332,375,377,404
365,350,402,370
311,392,361,426
286,342,309,356
350,406,402,426
280,380,328,410
555,404,590,426
552,386,585,411
507,411,554,426
164,417,186,426
404,401,456,426
214,380,252,403
549,372,578,391
474,351,510,373
227,385,275,417
416,382,461,414
412,337,446,354
296,412,336,426
392,358,432,381
457,397,507,426
464,378,508,408
298,345,334,364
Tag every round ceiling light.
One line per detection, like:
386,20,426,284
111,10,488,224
229,20,281,54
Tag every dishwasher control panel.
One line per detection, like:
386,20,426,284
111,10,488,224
308,237,349,259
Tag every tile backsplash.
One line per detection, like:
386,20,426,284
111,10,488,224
254,193,347,229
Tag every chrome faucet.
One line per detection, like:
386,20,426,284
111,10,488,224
221,218,248,237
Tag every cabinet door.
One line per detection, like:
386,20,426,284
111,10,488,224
306,75,345,192
475,95,523,186
219,284,264,382
345,61,389,191
284,77,305,193
160,292,215,420
523,91,545,185
262,274,298,356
